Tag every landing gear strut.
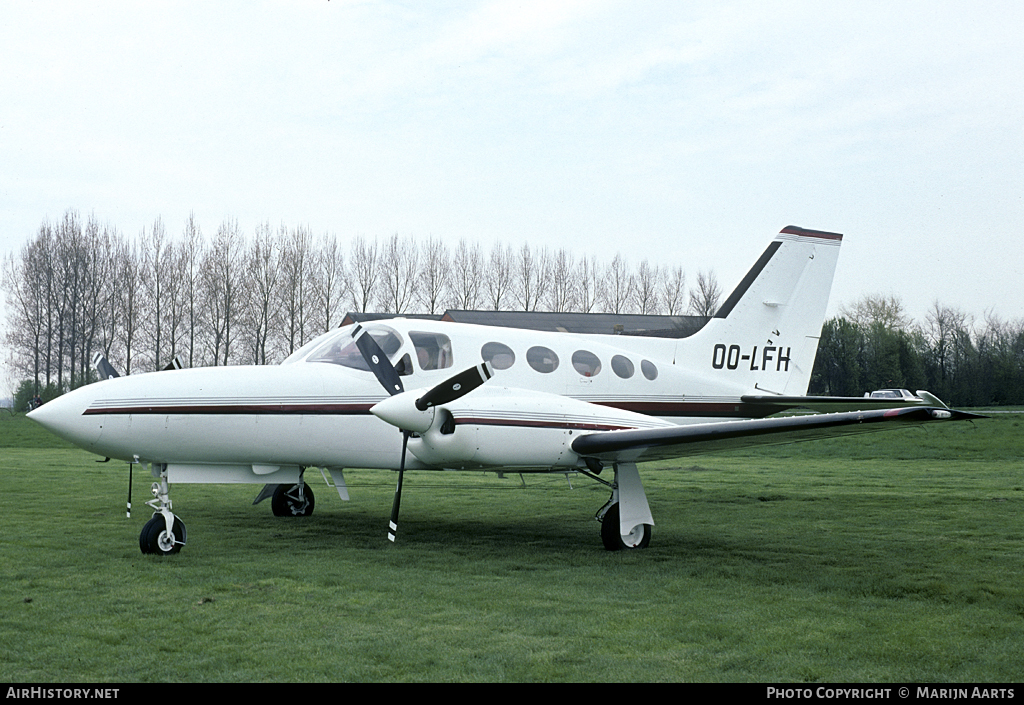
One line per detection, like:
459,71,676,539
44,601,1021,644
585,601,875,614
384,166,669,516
139,465,186,555
596,462,654,551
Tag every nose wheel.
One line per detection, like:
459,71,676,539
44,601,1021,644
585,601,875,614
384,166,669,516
140,515,187,555
138,465,187,556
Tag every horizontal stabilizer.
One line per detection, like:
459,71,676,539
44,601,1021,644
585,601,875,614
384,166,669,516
162,354,186,371
571,407,985,463
92,352,120,380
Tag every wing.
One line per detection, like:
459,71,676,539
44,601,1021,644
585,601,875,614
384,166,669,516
571,407,985,464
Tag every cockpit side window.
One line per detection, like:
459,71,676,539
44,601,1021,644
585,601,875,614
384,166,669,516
306,326,404,370
410,331,454,371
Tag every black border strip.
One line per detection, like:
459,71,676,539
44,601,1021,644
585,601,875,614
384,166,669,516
713,241,781,320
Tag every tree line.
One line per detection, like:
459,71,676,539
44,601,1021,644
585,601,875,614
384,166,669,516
2,209,719,400
4,210,1021,409
808,295,1024,407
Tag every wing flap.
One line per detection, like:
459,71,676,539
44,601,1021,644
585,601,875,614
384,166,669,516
571,407,984,463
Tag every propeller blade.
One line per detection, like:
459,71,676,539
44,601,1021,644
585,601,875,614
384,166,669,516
388,431,409,542
92,352,120,380
415,361,493,411
352,325,404,396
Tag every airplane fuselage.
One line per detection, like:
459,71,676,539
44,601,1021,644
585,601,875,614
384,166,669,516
32,318,757,475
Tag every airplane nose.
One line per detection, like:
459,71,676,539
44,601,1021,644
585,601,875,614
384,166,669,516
28,390,102,449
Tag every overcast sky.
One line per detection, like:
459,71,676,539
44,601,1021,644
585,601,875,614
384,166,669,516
2,0,1023,393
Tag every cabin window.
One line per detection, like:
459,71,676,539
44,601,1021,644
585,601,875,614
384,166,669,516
572,350,602,377
307,326,403,370
611,355,634,379
641,359,658,380
526,346,559,373
481,342,516,370
410,331,454,370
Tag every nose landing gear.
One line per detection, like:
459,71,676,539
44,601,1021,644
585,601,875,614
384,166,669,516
139,465,186,556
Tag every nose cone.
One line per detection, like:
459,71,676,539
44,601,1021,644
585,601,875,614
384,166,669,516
28,387,102,450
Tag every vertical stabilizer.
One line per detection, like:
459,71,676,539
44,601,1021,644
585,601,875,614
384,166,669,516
689,226,843,396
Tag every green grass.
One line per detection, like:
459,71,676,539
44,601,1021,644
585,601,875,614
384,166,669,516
1,412,1022,682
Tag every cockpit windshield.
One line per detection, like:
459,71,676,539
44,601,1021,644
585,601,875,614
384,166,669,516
303,325,404,371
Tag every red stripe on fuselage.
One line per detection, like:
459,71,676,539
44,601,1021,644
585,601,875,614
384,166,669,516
83,403,374,415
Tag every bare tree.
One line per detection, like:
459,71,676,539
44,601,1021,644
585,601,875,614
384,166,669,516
601,253,635,314
245,221,281,364
448,239,485,310
688,269,721,317
52,211,84,388
633,259,661,315
141,217,170,371
378,233,419,314
77,215,114,382
485,241,514,311
546,248,576,312
312,232,348,333
178,213,204,367
2,235,47,392
661,265,686,315
203,219,245,366
514,242,550,312
842,293,912,331
96,225,125,372
573,254,600,313
418,235,450,314
116,235,143,374
925,300,972,387
349,235,379,314
279,224,313,354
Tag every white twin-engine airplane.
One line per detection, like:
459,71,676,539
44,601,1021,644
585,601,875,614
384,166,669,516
30,226,981,555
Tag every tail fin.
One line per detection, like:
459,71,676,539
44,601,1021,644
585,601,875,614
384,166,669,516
691,226,843,396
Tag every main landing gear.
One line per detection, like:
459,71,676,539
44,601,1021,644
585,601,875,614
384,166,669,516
270,481,315,517
594,462,654,551
251,468,318,517
139,465,186,556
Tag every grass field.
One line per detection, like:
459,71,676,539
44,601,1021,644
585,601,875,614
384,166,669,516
1,411,1022,682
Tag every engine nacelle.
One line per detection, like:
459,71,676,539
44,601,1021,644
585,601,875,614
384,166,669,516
405,387,673,470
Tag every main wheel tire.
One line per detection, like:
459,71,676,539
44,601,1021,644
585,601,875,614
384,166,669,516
140,516,186,556
139,519,155,555
600,503,652,551
271,483,315,517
